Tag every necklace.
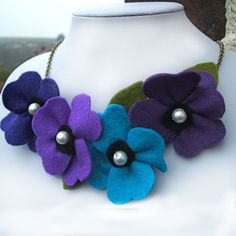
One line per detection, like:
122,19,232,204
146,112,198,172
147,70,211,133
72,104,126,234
0,40,226,204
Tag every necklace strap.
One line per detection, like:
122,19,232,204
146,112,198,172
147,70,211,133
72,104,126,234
45,40,63,78
216,40,225,70
45,40,225,78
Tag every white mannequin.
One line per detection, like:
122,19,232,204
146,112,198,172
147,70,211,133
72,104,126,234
0,3,236,236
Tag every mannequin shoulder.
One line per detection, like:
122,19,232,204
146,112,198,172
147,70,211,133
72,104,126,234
3,53,50,86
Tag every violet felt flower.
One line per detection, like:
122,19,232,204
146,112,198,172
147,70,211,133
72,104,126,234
1,72,60,151
88,104,166,204
32,94,101,187
129,71,226,158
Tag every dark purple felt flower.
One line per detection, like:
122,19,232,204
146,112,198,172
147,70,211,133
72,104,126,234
129,71,226,158
32,94,102,186
1,72,60,151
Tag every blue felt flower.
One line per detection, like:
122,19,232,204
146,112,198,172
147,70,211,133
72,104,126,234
88,104,166,204
1,71,60,151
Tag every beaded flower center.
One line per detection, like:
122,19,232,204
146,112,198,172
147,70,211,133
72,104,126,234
107,140,135,168
56,126,75,155
172,108,188,124
162,103,193,132
28,98,43,116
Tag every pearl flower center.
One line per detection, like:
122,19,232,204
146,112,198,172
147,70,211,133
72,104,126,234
113,151,128,166
172,108,187,124
56,131,70,145
28,103,41,116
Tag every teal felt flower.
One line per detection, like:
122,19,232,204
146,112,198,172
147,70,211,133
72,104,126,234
88,104,167,204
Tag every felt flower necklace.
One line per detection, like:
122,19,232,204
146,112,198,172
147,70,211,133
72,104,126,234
0,40,226,204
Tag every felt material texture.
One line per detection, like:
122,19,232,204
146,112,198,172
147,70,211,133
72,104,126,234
88,104,166,204
187,62,219,85
1,71,60,151
109,81,146,111
129,70,226,158
32,95,101,187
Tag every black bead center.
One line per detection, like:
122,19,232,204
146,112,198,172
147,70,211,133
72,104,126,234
107,140,135,168
162,103,192,133
56,125,75,155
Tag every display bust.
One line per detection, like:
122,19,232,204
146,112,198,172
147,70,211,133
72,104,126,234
0,2,235,235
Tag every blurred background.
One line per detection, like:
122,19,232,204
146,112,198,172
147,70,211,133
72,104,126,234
0,0,123,91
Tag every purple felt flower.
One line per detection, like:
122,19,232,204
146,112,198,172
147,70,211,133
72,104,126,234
129,71,226,158
1,72,60,151
32,94,102,186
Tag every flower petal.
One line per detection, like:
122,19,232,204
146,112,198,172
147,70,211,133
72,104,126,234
129,99,177,143
1,112,34,145
93,104,131,153
1,112,17,132
38,78,60,103
127,128,166,172
197,71,216,89
184,71,225,119
143,71,200,105
28,136,37,152
36,137,71,175
174,114,226,157
87,144,112,190
2,72,42,114
107,161,156,204
68,94,101,141
185,87,225,119
32,97,71,138
63,139,92,186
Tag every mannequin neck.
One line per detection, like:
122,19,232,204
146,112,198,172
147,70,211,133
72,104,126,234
52,3,219,111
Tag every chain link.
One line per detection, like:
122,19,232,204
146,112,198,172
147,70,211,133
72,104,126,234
45,40,63,78
216,40,225,70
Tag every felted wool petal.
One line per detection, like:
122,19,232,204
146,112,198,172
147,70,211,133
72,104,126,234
68,94,101,141
127,127,167,172
32,97,71,138
174,114,226,158
184,85,225,119
2,112,34,145
36,137,71,175
143,71,201,106
196,71,217,89
129,99,177,143
28,136,37,152
38,78,60,103
107,161,156,204
63,139,92,186
87,144,112,190
93,104,131,153
1,112,17,132
2,72,42,114
187,62,219,85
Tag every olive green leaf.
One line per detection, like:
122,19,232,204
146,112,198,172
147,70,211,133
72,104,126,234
188,62,219,85
63,180,82,190
109,81,146,111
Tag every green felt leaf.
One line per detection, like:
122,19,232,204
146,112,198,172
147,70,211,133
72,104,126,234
63,180,82,190
188,62,219,85
109,81,146,111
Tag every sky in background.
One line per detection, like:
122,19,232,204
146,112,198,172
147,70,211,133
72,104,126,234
0,0,123,38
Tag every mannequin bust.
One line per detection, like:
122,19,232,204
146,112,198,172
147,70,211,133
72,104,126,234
0,3,235,235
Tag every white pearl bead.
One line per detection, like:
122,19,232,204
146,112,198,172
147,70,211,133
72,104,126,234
172,108,187,124
28,103,41,116
113,151,128,166
56,131,70,145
